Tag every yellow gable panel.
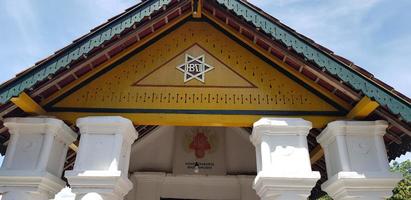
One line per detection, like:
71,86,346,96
47,21,346,117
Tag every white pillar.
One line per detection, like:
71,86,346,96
250,118,320,200
65,116,138,200
317,121,402,200
0,117,77,200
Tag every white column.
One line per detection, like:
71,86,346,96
0,117,77,200
250,118,320,200
65,116,138,200
317,120,402,200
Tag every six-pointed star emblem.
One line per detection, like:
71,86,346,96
177,54,214,83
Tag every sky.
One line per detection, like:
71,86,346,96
0,1,410,198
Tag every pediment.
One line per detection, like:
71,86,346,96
45,21,346,122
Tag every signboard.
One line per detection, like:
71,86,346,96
173,126,226,175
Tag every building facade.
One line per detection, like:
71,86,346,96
0,0,410,199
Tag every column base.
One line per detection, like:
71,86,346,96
322,172,402,200
66,170,133,200
253,172,321,200
0,170,65,200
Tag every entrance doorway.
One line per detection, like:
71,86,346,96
126,126,259,200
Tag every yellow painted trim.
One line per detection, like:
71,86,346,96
203,12,352,111
42,12,193,106
49,112,343,128
346,96,379,119
310,145,324,164
192,0,202,18
11,92,46,115
69,143,78,152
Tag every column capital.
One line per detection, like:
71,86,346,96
4,117,77,144
317,120,402,200
317,120,388,146
76,116,137,143
0,117,76,200
251,118,312,146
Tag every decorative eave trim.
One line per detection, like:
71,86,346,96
0,0,175,104
216,0,411,122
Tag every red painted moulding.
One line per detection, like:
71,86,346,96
284,58,300,71
138,27,153,40
91,55,109,68
39,85,59,100
167,9,181,21
214,9,226,22
153,18,167,31
57,75,76,89
256,39,270,51
269,48,285,61
74,65,93,78
335,90,353,104
108,45,125,58
181,1,191,13
241,29,254,41
227,19,241,32
123,36,139,49
317,79,335,93
301,68,318,82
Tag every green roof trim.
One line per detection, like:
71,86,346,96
216,0,411,122
0,0,172,104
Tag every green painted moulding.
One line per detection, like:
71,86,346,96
0,0,172,105
216,0,411,123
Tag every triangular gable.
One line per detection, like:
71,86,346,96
45,22,346,118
